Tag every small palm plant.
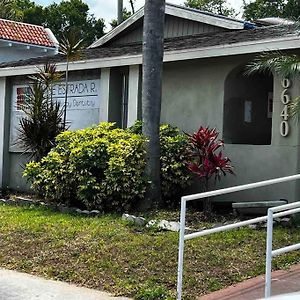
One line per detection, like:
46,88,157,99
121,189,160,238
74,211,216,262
246,51,300,118
59,30,84,129
18,63,64,161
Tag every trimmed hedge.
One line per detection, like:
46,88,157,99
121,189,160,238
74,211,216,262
24,122,191,211
128,121,191,206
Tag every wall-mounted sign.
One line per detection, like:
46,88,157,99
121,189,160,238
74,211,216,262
51,81,100,111
280,78,291,137
10,79,101,152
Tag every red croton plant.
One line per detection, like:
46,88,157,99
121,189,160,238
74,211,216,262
186,126,234,214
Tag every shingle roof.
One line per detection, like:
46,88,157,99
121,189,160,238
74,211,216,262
0,24,298,69
0,18,56,48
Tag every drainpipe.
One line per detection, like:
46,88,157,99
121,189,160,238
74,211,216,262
118,0,123,25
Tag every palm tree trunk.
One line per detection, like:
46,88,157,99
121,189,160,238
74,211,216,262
63,58,69,130
141,0,165,210
118,0,123,24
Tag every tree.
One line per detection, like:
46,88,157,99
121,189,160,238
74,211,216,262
18,63,64,161
243,0,300,21
59,30,84,129
11,0,44,24
243,0,285,21
110,8,132,29
141,0,166,209
185,0,236,17
0,0,16,20
2,0,105,46
110,0,136,29
284,0,300,19
44,0,105,45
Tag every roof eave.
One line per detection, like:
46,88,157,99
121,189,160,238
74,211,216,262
0,38,56,50
2,35,300,77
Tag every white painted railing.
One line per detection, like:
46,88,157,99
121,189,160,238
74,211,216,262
177,174,300,300
265,201,300,298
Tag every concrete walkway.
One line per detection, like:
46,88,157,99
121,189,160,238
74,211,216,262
0,269,131,300
199,264,300,300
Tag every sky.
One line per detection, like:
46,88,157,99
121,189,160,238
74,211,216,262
34,0,246,28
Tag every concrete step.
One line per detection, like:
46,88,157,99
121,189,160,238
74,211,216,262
232,200,288,215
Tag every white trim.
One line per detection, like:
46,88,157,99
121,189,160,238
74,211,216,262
89,8,144,48
0,55,142,76
0,77,6,187
165,5,243,30
89,3,244,48
99,68,110,122
1,35,300,77
127,65,140,127
164,35,300,62
0,38,56,50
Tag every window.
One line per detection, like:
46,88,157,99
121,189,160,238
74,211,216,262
223,67,273,145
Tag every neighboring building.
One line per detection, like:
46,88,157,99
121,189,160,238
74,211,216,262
0,3,299,204
0,18,58,63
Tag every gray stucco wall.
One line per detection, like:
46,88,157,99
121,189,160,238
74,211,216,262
161,56,300,203
161,58,232,132
5,69,101,191
3,53,300,205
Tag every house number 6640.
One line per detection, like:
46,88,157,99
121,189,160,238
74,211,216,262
280,78,291,137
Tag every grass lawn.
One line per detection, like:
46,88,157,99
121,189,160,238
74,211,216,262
0,204,300,300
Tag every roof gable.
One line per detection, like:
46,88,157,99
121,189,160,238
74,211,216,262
89,3,246,48
0,18,56,48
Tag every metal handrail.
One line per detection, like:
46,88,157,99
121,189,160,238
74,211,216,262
265,202,300,298
177,174,300,300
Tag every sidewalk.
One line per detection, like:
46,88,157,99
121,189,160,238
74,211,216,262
199,264,300,300
0,269,131,300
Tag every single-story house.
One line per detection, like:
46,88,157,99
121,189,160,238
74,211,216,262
0,3,299,203
0,18,58,63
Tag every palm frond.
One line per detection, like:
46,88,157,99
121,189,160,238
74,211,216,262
17,64,64,161
59,30,84,61
29,63,62,89
288,96,300,121
245,51,300,78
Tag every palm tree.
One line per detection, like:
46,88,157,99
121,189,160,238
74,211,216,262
59,30,84,130
246,51,300,118
141,0,166,209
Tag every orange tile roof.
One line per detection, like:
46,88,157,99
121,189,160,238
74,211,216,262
0,18,56,48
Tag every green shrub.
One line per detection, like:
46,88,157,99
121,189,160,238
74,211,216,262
24,121,191,211
128,121,192,206
24,123,147,211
